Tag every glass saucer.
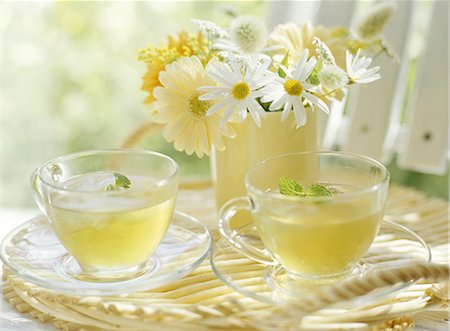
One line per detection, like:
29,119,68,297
1,211,212,296
211,220,431,307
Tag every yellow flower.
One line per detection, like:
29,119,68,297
152,56,234,158
141,61,165,104
268,22,348,68
167,31,210,62
139,32,212,104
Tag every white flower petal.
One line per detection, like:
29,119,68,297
354,74,381,83
249,98,267,117
346,50,354,77
240,107,247,120
220,104,236,127
293,49,309,79
352,49,362,67
269,93,288,111
207,70,234,87
246,101,262,127
248,90,264,100
353,55,372,72
199,90,230,101
299,56,317,82
279,64,291,77
303,82,316,90
357,66,380,78
206,98,232,116
254,74,274,89
281,101,292,121
303,92,329,114
197,86,230,93
292,97,307,127
211,60,241,84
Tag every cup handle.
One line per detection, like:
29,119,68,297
30,169,46,214
218,196,275,265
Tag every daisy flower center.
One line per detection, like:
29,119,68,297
284,79,303,96
188,93,212,118
231,82,251,100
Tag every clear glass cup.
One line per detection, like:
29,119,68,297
31,149,179,281
218,151,390,280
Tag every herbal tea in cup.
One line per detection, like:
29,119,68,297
31,149,179,280
219,151,389,279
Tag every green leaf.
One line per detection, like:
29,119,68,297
278,51,289,78
256,97,271,112
306,184,333,197
307,71,320,86
307,58,322,85
114,172,131,189
106,172,131,191
279,176,304,196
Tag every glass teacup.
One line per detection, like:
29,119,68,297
31,149,179,281
218,151,389,281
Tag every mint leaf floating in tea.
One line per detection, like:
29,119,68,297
305,184,333,197
106,173,131,191
279,176,304,196
278,177,333,198
115,173,131,188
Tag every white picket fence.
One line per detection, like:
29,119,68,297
268,0,448,175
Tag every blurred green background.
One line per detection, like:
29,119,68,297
2,1,447,208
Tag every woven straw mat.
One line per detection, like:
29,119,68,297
2,184,449,331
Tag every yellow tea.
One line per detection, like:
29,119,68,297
255,183,382,276
46,172,175,270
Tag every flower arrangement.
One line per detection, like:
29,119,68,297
138,4,394,158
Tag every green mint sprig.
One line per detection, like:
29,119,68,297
279,177,332,198
305,184,333,197
279,176,304,196
106,173,131,191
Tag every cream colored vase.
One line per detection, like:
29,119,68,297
211,111,318,225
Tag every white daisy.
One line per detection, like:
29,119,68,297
261,49,329,128
346,49,381,84
198,52,272,127
152,56,234,158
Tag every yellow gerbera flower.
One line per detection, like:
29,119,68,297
152,56,234,158
268,22,347,68
139,32,212,104
268,22,314,62
141,61,165,104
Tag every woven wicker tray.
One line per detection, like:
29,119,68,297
2,185,449,330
